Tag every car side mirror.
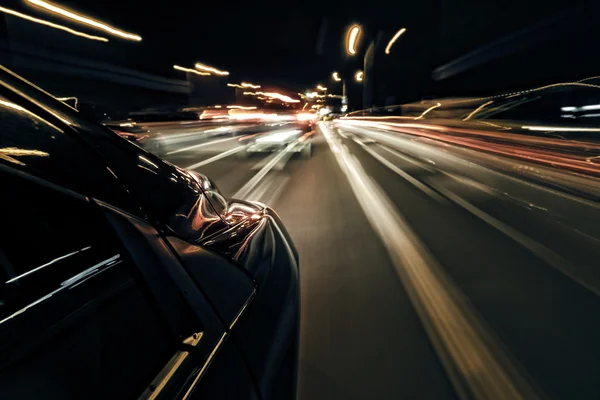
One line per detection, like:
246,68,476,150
188,171,228,215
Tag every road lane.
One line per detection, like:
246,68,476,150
336,122,600,399
159,119,600,400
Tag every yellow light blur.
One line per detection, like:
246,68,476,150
385,28,406,55
57,96,78,108
347,25,360,55
214,105,222,108
195,62,229,76
0,5,108,42
297,113,317,122
332,72,341,82
241,82,260,89
317,85,327,91
228,82,261,89
0,98,63,131
26,0,141,41
242,91,299,103
174,65,210,76
227,105,257,110
414,103,442,120
355,71,363,82
463,100,493,121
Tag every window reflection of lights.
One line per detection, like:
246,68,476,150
0,66,73,125
138,155,159,169
195,62,229,76
581,113,600,118
332,72,341,82
0,5,108,42
6,245,91,284
561,106,577,112
355,71,363,82
0,254,118,325
138,165,158,175
0,99,64,131
0,147,49,166
385,28,406,55
26,0,141,41
174,65,210,76
57,96,78,108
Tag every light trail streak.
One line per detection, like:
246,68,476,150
384,28,406,54
174,65,210,76
26,0,141,41
0,5,108,42
195,62,229,76
321,122,540,399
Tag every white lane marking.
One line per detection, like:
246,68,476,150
185,147,244,170
337,128,348,139
166,136,238,155
352,138,444,202
338,122,600,209
320,122,540,400
432,182,600,298
376,143,437,173
233,140,299,199
243,174,291,205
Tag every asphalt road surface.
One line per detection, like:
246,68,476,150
160,121,600,400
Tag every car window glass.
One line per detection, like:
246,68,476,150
0,94,139,214
0,169,176,399
0,70,227,242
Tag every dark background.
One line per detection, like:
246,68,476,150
1,0,598,110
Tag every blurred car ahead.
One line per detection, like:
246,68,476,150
0,65,300,400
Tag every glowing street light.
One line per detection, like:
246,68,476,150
385,28,407,55
355,71,363,82
26,0,142,41
228,82,261,89
347,25,361,55
174,65,210,76
195,62,229,76
332,72,341,82
317,85,327,91
0,5,108,42
241,82,260,89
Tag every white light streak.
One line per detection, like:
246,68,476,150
26,0,141,41
385,28,406,55
0,5,108,42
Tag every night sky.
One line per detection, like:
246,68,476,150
2,0,594,97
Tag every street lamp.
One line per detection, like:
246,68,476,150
355,70,363,82
346,25,361,55
385,28,407,55
317,85,327,91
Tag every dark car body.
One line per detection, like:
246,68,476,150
0,65,299,400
